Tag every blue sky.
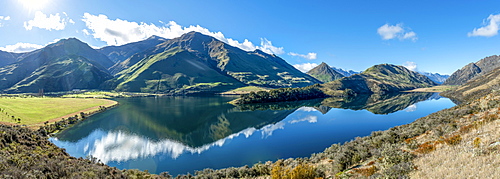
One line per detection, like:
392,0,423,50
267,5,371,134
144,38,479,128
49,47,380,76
1,0,500,74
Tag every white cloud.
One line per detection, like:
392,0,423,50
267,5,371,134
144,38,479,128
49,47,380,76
82,29,90,35
257,38,284,54
0,16,10,20
0,15,11,27
403,61,418,71
81,13,285,55
0,42,43,53
24,11,73,31
288,52,317,60
468,14,500,37
377,23,417,41
293,63,318,72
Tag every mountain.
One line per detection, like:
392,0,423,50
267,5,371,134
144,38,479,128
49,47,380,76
321,64,437,96
332,67,360,77
98,35,168,63
0,50,24,67
419,72,449,84
441,66,500,102
443,55,500,85
307,62,344,83
106,32,320,93
0,38,113,93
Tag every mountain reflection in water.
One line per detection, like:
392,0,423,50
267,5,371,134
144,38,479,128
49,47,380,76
51,93,454,175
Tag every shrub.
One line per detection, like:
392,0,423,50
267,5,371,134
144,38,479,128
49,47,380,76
415,141,436,154
473,137,481,148
444,134,462,145
352,166,377,177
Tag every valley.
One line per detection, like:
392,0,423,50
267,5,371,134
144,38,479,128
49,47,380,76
0,29,499,178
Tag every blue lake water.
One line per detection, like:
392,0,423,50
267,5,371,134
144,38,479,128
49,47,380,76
50,92,455,176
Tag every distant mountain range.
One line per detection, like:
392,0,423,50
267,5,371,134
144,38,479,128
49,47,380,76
306,62,344,83
0,32,320,94
331,67,359,77
307,62,449,84
443,55,500,85
418,72,449,84
321,64,437,96
0,31,462,95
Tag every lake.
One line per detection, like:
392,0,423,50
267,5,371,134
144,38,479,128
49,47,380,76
50,92,455,176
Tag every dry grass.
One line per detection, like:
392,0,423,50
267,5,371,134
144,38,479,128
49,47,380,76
405,85,456,92
410,117,500,178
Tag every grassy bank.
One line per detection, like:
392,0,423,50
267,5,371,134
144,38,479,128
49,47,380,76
0,97,116,128
405,85,456,92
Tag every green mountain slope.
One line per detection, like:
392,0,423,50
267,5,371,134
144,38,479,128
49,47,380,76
320,64,437,96
107,32,320,93
0,38,113,93
307,62,344,82
106,47,245,93
443,55,500,85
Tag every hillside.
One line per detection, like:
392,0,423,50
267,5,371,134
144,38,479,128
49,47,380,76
443,55,500,85
235,64,436,104
0,38,113,93
98,35,168,63
106,32,320,94
306,62,344,83
321,64,437,96
441,65,500,102
0,50,23,67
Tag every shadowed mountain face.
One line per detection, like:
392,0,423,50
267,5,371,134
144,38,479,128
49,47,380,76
0,38,113,93
321,64,437,96
0,50,24,67
98,35,169,64
99,36,169,75
105,32,320,93
307,62,344,83
444,55,500,85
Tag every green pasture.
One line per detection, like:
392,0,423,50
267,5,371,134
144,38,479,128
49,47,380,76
0,97,115,125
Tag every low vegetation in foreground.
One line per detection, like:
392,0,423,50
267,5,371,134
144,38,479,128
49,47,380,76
0,125,163,178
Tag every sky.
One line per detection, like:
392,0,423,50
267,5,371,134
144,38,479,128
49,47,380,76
1,0,500,75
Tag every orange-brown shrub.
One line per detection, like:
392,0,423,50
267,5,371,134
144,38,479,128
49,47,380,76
444,134,462,145
415,141,436,154
353,166,377,177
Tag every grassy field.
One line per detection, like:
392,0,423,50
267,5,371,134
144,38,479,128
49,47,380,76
0,97,116,126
